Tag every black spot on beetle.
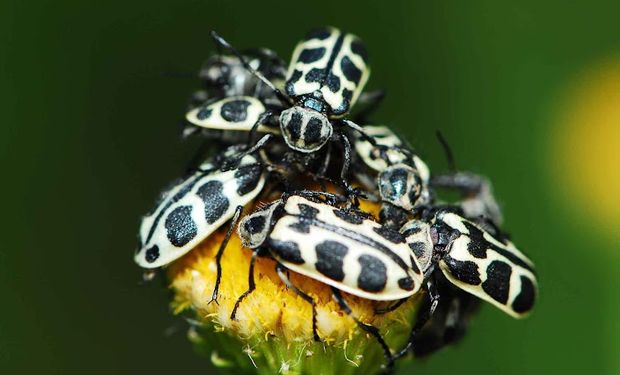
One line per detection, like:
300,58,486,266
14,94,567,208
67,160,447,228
373,226,405,244
298,47,326,64
196,108,212,120
235,164,262,195
305,68,326,84
482,260,512,304
196,180,230,224
340,56,362,84
464,222,491,258
407,174,423,204
288,203,320,233
442,255,481,285
145,245,160,263
408,241,428,259
512,276,536,313
305,28,332,40
315,240,348,281
402,225,422,237
270,239,305,264
350,40,369,62
286,112,303,142
398,276,415,291
244,214,266,235
357,254,387,292
342,89,353,102
462,221,535,272
298,203,320,219
144,177,197,244
220,99,250,122
333,208,364,224
165,205,198,247
409,255,421,274
326,72,340,93
288,218,311,234
303,118,324,146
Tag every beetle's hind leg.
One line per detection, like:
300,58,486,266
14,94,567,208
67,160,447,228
230,247,265,320
391,277,441,361
331,287,394,373
275,264,321,342
209,205,244,305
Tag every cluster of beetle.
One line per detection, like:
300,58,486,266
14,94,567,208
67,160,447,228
135,27,537,370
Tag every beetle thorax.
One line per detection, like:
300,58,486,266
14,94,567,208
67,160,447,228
279,106,333,153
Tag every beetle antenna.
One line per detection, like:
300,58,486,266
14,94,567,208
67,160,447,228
210,31,293,106
435,130,457,172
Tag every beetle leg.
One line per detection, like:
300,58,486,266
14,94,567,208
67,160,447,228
392,276,440,361
221,133,274,171
246,110,274,146
209,205,243,305
210,31,292,107
230,247,264,320
331,287,394,372
275,264,321,342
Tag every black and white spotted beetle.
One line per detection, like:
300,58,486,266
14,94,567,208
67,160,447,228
394,208,538,358
135,146,266,300
186,27,377,156
234,191,424,367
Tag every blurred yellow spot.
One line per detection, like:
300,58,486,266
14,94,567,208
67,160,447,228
551,58,620,239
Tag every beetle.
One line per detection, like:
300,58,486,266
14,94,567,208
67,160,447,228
234,191,424,367
430,209,536,317
393,207,537,359
135,146,266,302
186,27,381,170
277,26,371,152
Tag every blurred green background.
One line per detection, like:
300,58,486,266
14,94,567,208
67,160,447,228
2,0,619,374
